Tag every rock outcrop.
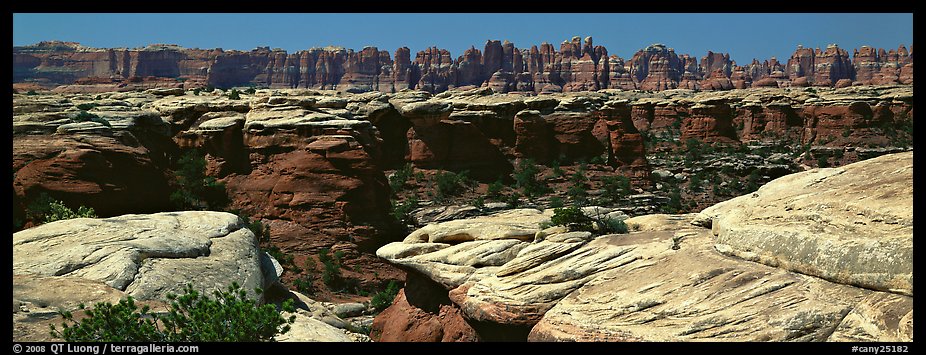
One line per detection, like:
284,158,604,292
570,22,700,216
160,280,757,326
698,152,912,296
374,152,913,341
13,211,268,300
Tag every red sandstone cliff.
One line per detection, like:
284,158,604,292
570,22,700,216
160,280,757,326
14,39,913,93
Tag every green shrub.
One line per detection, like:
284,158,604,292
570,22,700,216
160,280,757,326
601,175,631,203
170,149,228,211
73,110,111,128
389,164,414,194
597,217,628,234
390,196,419,225
26,90,38,95
318,248,345,288
486,179,505,200
566,184,588,205
817,154,830,168
549,206,594,232
50,283,295,342
745,170,762,193
244,87,257,95
505,191,522,208
689,174,703,192
513,159,549,198
26,193,97,225
434,170,472,200
550,160,565,178
192,88,201,96
76,103,98,111
661,189,682,214
472,196,486,210
227,89,241,100
548,196,564,208
370,281,401,312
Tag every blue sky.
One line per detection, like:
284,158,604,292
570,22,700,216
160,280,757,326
13,13,913,64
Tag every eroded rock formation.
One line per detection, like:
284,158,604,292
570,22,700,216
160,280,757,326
374,152,913,341
15,39,913,94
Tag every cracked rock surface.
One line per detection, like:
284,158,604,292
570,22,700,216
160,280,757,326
12,211,265,301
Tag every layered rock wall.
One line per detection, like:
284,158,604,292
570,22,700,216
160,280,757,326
15,40,913,93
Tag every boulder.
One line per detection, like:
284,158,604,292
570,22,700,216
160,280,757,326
13,211,267,301
698,152,912,295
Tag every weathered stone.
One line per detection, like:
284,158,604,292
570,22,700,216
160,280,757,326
13,211,266,301
699,152,912,295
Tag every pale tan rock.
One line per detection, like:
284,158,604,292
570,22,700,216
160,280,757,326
277,310,354,342
528,231,890,342
12,211,266,301
828,293,914,342
403,208,550,243
699,152,912,295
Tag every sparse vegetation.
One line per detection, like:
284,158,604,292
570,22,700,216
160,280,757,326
388,164,414,194
370,281,401,312
170,149,228,211
50,283,295,342
513,159,549,199
318,248,345,289
26,193,97,225
548,206,594,233
76,103,98,111
600,175,631,204
486,179,505,201
72,110,111,128
548,196,564,208
434,170,473,200
227,88,241,100
391,196,419,226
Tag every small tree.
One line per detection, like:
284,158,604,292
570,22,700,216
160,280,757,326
548,206,595,232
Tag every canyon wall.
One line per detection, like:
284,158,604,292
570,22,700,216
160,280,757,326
14,39,913,93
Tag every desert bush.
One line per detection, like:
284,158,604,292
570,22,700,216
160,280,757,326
505,191,522,208
389,164,414,194
548,196,564,208
50,283,295,342
689,173,703,192
597,217,628,234
486,179,505,200
73,110,112,128
661,188,683,214
26,90,38,95
513,159,549,199
26,193,97,224
227,89,241,100
434,170,473,200
390,196,419,225
244,87,257,95
548,206,594,232
370,281,401,312
76,103,98,111
472,196,486,210
318,248,345,288
601,175,631,203
550,160,565,178
170,149,228,211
